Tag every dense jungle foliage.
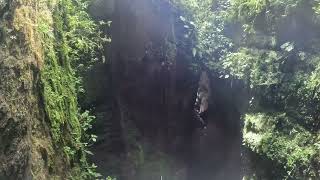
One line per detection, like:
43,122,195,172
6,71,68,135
173,0,320,179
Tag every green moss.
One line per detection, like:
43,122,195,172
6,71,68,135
40,3,81,149
9,0,107,178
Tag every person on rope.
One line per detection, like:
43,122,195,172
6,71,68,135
193,71,211,129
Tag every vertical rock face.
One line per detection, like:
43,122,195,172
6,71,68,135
88,0,244,180
88,0,198,179
0,47,62,180
0,2,40,179
0,50,34,180
0,1,81,179
111,0,181,147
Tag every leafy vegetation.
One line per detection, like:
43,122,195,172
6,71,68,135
173,0,320,179
40,0,108,178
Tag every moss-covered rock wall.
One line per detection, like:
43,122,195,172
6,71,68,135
0,0,105,179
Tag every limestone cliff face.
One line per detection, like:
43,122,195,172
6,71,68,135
88,0,244,180
110,0,186,149
0,1,89,179
0,42,35,180
0,43,68,180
